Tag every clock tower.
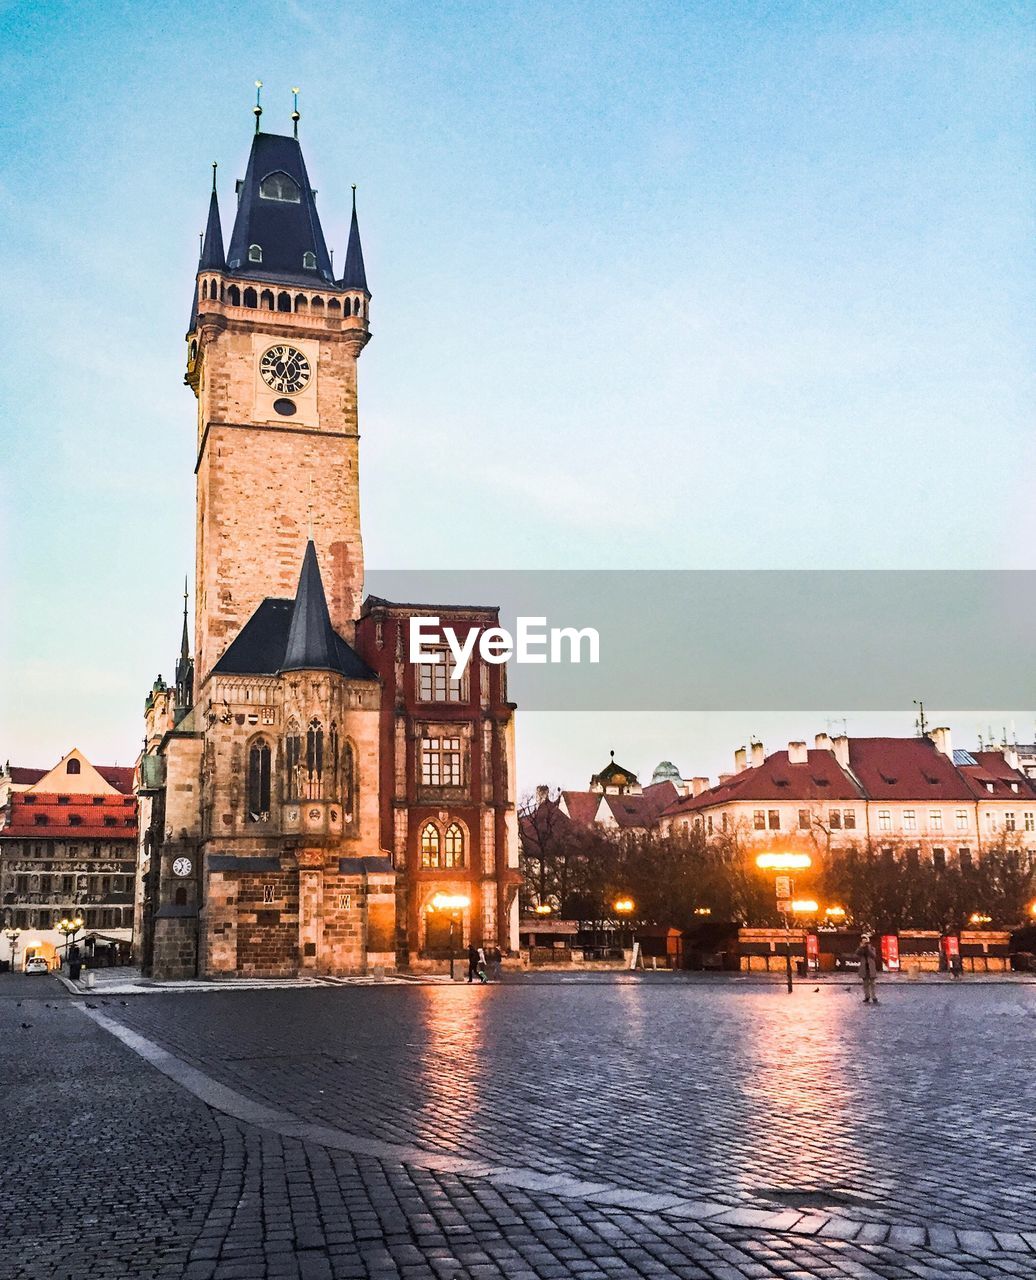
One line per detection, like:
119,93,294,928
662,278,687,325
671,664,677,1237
186,129,371,685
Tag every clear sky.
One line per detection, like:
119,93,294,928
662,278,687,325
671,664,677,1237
1,0,1034,787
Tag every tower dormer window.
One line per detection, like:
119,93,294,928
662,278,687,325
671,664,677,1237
248,244,262,263
259,172,300,203
302,251,316,270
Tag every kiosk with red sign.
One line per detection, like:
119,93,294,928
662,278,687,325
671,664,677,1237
881,934,900,972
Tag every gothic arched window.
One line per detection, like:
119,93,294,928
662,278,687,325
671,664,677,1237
420,823,441,868
247,740,271,822
306,718,324,799
444,823,465,868
285,720,302,801
341,740,355,821
243,287,257,308
328,723,339,794
259,172,300,203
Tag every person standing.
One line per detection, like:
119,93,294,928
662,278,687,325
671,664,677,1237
857,933,879,1004
476,945,488,984
466,943,479,983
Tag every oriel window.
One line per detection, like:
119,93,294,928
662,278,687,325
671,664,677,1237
306,718,324,799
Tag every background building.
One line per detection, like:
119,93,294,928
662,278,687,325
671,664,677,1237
0,749,136,969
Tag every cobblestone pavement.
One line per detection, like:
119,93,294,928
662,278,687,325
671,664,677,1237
4,973,1036,1279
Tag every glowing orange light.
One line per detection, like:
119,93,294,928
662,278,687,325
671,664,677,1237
429,893,470,912
756,853,812,870
790,899,819,914
613,898,635,914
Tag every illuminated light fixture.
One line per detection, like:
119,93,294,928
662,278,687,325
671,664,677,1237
429,892,469,912
790,899,819,914
693,906,712,916
824,906,846,919
533,904,553,915
756,852,812,870
613,898,635,914
968,912,992,926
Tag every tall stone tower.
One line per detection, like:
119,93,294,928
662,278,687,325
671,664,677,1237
186,127,371,684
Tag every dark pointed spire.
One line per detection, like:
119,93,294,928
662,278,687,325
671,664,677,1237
199,163,225,270
282,541,339,672
174,578,194,721
340,185,369,293
291,87,301,139
254,79,263,133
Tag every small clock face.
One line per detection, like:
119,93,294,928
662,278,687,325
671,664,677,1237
172,856,193,878
260,344,311,394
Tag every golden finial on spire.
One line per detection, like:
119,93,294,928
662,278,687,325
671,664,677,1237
291,87,301,139
254,80,263,133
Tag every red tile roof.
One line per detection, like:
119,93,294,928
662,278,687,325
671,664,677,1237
7,767,46,785
1,791,137,840
666,749,862,815
560,791,601,826
957,751,1036,801
602,781,680,828
846,738,973,801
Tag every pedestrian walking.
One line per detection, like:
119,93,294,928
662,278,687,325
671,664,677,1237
476,946,488,983
489,945,502,981
856,933,879,1004
950,951,963,980
466,943,479,983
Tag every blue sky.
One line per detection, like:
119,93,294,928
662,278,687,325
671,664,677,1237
1,0,1034,785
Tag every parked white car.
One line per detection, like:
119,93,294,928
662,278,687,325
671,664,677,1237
25,956,49,975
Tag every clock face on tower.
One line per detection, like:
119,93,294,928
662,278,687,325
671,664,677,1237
172,856,193,878
260,344,312,394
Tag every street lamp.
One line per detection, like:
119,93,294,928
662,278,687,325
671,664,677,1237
693,906,712,917
755,852,813,993
824,905,846,922
968,912,992,927
533,903,553,916
57,915,84,965
613,897,635,954
429,892,470,980
4,927,21,973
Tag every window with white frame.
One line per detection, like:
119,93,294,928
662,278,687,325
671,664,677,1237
767,809,780,831
903,809,917,832
421,736,462,787
829,809,842,829
1025,812,1035,832
986,811,999,832
1005,811,1016,831
929,809,943,832
798,809,810,830
417,648,469,703
878,809,892,832
843,808,856,829
753,810,765,831
956,808,969,831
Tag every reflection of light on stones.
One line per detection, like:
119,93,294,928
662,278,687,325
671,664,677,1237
733,996,858,1198
410,987,489,1152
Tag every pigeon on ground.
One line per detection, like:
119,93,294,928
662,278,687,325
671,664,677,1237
20,1022,32,1029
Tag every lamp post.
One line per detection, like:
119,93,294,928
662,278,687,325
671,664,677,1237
755,853,812,993
533,903,553,916
613,897,634,953
57,915,84,966
429,892,470,980
4,927,21,973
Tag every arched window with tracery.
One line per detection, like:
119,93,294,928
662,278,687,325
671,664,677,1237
247,739,271,822
328,723,339,794
306,718,324,799
285,719,302,800
420,823,441,868
443,823,465,868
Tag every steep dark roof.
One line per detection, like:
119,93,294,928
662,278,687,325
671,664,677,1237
283,541,339,672
199,181,225,270
213,544,375,681
225,132,336,287
340,190,368,293
213,600,375,680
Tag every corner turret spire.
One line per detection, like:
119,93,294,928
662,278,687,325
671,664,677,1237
282,542,339,672
198,163,225,270
340,185,369,293
174,578,194,722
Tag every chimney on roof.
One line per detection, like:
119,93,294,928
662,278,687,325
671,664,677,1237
1005,746,1020,771
751,742,765,768
815,732,833,752
718,773,734,785
788,741,808,765
691,776,710,796
535,785,549,807
832,734,850,770
929,726,953,758
734,746,747,772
